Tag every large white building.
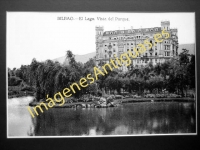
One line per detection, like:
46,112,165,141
95,21,179,72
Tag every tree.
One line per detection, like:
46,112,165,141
187,55,195,89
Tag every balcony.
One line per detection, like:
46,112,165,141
148,48,154,53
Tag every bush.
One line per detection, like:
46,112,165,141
21,85,35,91
8,76,22,86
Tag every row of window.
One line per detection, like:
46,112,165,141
133,59,158,64
97,31,103,35
105,28,159,35
105,49,116,52
104,40,160,47
161,26,170,31
108,35,148,41
164,40,171,44
105,35,172,42
101,51,175,58
164,45,170,50
105,33,171,41
104,41,160,47
104,47,159,55
104,51,158,57
164,52,170,56
104,44,167,50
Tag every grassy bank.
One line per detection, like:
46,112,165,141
8,86,35,99
121,97,195,103
29,97,195,108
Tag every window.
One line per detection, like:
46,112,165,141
105,45,107,47
131,49,133,51
127,49,129,51
113,49,116,52
150,53,152,56
127,43,129,45
165,45,170,50
113,44,115,46
105,55,107,58
155,52,157,56
105,50,107,52
155,59,157,62
165,52,170,56
131,43,133,45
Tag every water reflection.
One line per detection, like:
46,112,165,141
7,97,196,136
8,97,34,136
27,102,195,136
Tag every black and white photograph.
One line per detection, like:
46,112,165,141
7,12,196,137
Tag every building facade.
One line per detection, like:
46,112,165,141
95,21,178,72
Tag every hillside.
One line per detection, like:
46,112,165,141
178,43,195,55
53,44,195,65
53,52,96,65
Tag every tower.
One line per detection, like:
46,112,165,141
161,21,170,31
95,26,104,60
95,26,104,37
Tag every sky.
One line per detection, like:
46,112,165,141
7,12,195,69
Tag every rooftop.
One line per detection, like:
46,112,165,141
103,27,163,36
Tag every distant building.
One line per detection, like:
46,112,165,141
95,21,178,72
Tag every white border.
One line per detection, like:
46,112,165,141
6,12,197,138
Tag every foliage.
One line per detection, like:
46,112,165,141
8,48,195,100
8,76,22,86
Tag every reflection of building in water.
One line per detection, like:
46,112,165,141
95,21,178,72
98,108,107,121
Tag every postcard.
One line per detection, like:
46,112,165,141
7,12,196,137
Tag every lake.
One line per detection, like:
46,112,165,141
8,96,196,137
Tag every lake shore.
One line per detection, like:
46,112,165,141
28,97,195,108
